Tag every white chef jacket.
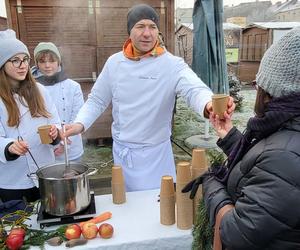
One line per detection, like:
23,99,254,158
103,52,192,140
75,51,213,191
44,79,84,161
0,83,61,189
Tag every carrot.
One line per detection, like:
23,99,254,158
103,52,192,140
79,211,112,227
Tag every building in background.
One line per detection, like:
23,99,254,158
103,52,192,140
226,16,246,27
224,1,273,24
273,0,300,21
175,22,241,68
238,21,300,83
175,23,193,65
175,8,193,29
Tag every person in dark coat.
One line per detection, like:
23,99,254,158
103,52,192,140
183,26,300,250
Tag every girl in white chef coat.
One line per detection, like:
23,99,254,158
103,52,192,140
31,42,84,162
0,29,61,202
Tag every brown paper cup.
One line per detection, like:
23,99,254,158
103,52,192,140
160,195,175,225
176,161,191,183
191,148,208,171
111,182,126,204
176,182,193,229
212,94,229,119
38,125,52,144
112,165,124,184
160,176,175,197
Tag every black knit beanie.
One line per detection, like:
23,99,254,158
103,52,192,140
127,4,159,34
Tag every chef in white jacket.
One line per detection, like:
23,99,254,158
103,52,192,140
31,42,84,162
64,4,235,191
0,30,61,202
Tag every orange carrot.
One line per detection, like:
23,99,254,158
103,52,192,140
79,211,112,227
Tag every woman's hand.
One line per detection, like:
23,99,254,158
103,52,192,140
8,140,29,155
210,112,233,139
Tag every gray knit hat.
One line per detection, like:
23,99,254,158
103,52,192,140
0,29,29,68
256,26,300,98
34,42,61,64
127,4,159,34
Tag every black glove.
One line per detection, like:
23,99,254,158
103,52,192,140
203,176,232,226
181,171,210,199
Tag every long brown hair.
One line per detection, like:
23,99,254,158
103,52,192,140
0,67,51,127
254,87,272,117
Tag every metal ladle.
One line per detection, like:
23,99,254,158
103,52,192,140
18,136,40,170
62,124,79,178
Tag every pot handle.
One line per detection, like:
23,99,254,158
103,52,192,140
87,167,98,176
27,172,38,179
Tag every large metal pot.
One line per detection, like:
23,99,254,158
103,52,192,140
31,163,97,216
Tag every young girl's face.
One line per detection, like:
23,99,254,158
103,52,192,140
37,53,59,76
4,53,29,82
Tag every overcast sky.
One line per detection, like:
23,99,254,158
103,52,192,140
0,0,280,17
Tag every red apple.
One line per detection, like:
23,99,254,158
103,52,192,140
65,224,82,240
81,222,98,239
98,223,114,239
9,227,26,239
5,234,24,250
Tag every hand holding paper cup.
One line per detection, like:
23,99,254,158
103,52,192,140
212,94,229,119
38,125,53,144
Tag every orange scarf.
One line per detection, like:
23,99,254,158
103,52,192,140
123,38,165,60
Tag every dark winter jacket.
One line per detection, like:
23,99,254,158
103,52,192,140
217,116,300,250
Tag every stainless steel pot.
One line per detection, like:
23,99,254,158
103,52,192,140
29,163,97,216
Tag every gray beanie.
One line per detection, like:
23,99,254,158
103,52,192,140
0,29,29,68
256,26,300,98
127,4,159,34
34,42,61,63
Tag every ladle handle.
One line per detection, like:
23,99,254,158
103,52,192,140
62,123,69,167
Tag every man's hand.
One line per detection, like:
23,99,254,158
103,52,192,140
61,123,84,139
204,96,236,119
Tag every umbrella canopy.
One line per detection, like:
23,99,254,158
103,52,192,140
192,0,229,94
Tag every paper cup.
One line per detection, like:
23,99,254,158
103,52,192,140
38,125,52,144
160,176,175,197
111,165,124,183
212,94,229,119
111,182,126,204
191,148,208,171
160,195,175,225
176,161,191,184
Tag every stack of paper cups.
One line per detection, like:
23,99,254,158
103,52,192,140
191,148,208,223
160,175,175,225
176,161,193,229
111,165,126,204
